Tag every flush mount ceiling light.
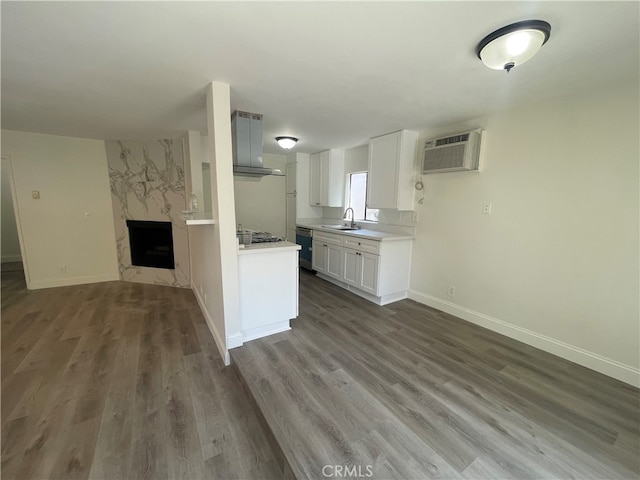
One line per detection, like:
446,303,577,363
275,136,298,149
476,20,551,73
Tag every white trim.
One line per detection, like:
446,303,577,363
242,321,291,343
1,255,22,262
29,273,120,290
192,285,230,365
408,290,640,388
227,332,244,350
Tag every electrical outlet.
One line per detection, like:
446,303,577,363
447,285,456,297
84,212,92,222
412,211,419,222
482,202,492,214
32,190,40,199
60,265,66,273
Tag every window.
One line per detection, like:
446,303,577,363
347,172,379,222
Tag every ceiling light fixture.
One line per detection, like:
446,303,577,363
476,20,551,73
275,136,298,149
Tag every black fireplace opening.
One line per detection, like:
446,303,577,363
126,220,175,270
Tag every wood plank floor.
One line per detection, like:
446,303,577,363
232,269,640,479
1,269,282,479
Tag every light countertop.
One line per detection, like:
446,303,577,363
296,222,414,242
237,241,301,256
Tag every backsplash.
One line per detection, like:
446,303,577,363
106,139,190,287
322,206,416,233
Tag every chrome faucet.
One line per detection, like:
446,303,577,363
343,207,357,228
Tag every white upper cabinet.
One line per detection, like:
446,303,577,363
367,130,418,211
309,149,345,207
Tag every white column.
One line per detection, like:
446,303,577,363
206,82,242,356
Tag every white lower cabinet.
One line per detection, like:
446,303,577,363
342,248,379,296
311,240,327,273
312,232,343,281
312,230,412,306
325,244,343,280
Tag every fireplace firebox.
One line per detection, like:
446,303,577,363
126,220,175,269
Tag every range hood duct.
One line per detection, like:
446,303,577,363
231,111,284,177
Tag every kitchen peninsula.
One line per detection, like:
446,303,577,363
237,240,301,342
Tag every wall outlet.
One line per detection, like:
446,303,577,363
447,285,456,297
60,265,66,273
32,190,40,199
412,211,419,222
84,212,92,222
482,202,492,214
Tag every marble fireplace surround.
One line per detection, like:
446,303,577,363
106,139,190,288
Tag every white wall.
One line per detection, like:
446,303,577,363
1,130,119,289
188,82,241,365
1,157,22,262
185,132,227,358
408,79,640,386
234,153,287,237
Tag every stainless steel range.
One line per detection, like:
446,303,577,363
250,232,284,244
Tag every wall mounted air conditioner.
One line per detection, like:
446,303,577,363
423,129,482,174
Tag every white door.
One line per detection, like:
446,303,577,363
309,153,321,206
286,193,296,231
286,163,297,194
318,150,331,206
368,132,399,209
342,248,359,286
358,252,379,295
326,244,343,280
312,240,327,273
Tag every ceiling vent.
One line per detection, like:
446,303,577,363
423,130,482,174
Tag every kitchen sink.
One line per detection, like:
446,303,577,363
321,225,361,231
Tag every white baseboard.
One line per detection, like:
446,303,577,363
1,254,22,263
28,273,119,290
192,285,230,366
227,332,243,350
242,321,291,343
408,290,640,388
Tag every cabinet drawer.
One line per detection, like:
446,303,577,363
343,236,380,254
313,231,344,247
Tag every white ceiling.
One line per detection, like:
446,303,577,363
2,1,638,154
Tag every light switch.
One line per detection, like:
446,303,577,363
32,190,40,199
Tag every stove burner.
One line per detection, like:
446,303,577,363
251,232,284,244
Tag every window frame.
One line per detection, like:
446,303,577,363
346,171,379,222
